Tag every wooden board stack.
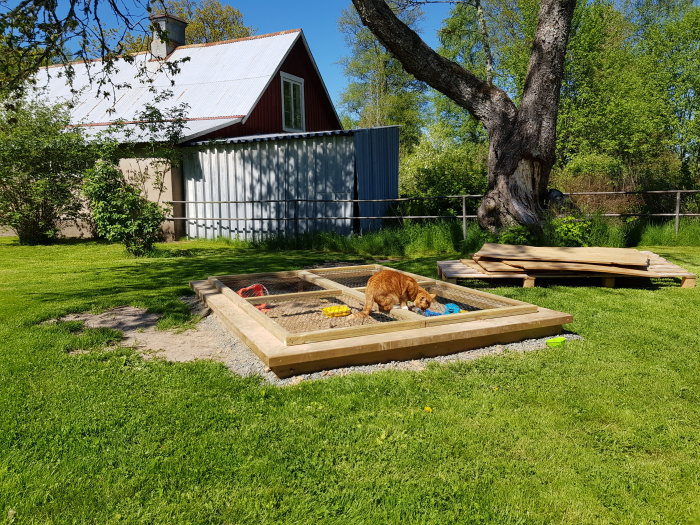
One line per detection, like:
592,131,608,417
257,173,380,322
436,243,696,288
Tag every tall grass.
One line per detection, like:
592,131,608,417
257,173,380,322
206,218,699,258
251,220,475,257
638,218,700,246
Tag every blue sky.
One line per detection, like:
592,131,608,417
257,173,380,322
231,0,454,107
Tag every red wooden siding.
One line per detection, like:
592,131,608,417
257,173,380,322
200,38,341,140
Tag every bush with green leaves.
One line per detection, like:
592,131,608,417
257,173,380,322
0,100,97,244
497,224,534,246
83,161,169,256
550,215,593,247
399,131,487,218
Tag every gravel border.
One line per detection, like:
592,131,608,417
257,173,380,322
198,308,582,386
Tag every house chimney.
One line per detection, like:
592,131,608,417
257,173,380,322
149,13,188,59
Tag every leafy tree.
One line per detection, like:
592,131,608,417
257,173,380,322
433,2,488,144
82,100,189,254
0,0,153,98
546,0,700,205
0,100,97,244
163,0,253,44
643,6,700,185
556,3,675,179
400,126,488,198
352,0,577,232
84,0,254,56
339,2,428,153
399,124,488,217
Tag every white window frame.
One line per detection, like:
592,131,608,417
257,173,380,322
280,72,305,132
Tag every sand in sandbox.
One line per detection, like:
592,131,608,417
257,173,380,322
263,296,395,333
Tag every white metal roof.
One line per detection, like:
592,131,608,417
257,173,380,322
189,126,401,146
32,29,303,142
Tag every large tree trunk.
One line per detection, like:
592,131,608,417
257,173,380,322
351,0,576,232
479,147,549,230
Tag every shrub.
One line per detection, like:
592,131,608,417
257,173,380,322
83,161,169,256
399,132,487,218
550,215,593,246
497,224,534,246
0,100,96,243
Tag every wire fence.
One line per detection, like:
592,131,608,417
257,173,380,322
167,189,700,239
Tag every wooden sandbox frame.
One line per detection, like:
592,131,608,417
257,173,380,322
191,265,573,377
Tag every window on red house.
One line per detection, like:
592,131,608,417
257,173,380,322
281,72,305,132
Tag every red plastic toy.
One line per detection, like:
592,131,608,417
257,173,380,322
237,283,271,312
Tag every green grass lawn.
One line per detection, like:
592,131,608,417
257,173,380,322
1,238,699,524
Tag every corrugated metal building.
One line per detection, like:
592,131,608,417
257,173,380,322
184,126,399,240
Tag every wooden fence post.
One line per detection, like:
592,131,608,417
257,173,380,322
675,191,681,237
462,195,467,241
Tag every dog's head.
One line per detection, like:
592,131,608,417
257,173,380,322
414,291,437,311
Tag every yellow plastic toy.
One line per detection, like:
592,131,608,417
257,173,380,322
322,305,352,317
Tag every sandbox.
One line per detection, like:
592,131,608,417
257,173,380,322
191,265,573,377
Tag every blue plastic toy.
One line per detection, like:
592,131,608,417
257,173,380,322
443,303,461,314
423,309,441,317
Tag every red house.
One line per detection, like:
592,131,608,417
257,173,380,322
39,15,342,143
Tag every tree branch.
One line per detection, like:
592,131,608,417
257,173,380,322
474,0,493,84
351,0,516,130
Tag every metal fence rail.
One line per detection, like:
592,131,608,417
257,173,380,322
167,189,700,239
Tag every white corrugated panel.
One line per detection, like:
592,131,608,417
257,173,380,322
184,134,355,240
32,30,301,142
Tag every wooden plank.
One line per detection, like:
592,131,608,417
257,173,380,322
208,277,291,344
681,277,696,288
308,264,381,273
285,317,427,345
246,289,342,304
500,259,662,277
211,270,307,281
298,271,366,300
437,260,481,277
474,243,650,267
268,308,574,377
438,254,696,288
429,280,533,308
438,260,530,280
275,308,574,366
468,258,523,273
423,304,537,326
190,280,283,366
274,326,563,378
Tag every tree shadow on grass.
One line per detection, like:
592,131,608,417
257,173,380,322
30,248,371,322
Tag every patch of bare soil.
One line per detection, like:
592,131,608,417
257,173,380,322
60,301,232,363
